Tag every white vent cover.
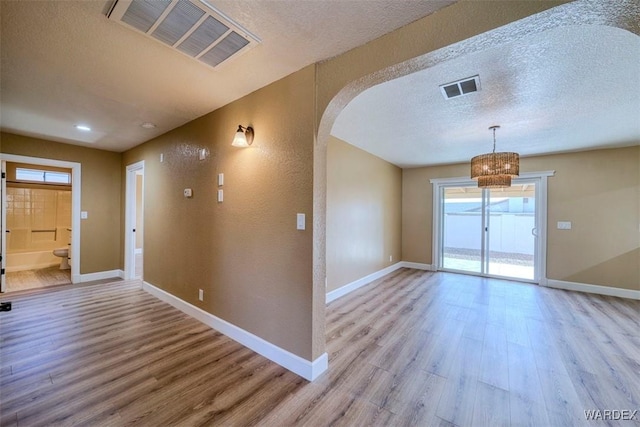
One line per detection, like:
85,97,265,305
108,0,260,69
440,75,480,99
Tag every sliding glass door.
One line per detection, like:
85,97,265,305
435,176,546,283
442,186,484,273
485,183,536,280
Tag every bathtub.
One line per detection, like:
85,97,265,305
6,250,60,272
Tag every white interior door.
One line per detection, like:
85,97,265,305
125,161,144,280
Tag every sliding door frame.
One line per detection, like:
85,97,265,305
431,171,554,284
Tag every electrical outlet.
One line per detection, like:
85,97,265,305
198,289,204,301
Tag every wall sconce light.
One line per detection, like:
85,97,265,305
232,125,254,147
198,148,209,160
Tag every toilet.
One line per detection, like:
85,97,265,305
53,248,70,270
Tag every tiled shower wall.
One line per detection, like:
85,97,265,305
6,187,71,252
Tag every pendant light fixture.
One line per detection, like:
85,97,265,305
470,125,519,188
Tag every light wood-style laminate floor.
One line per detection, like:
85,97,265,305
1,269,638,426
5,266,71,293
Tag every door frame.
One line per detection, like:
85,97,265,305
0,154,82,290
124,160,144,280
1,161,6,292
431,171,554,284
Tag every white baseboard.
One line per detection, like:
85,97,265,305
326,262,403,304
545,279,640,300
400,262,435,271
142,281,328,381
74,269,124,283
326,261,436,304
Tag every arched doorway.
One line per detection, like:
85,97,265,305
311,0,639,373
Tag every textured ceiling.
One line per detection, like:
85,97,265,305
332,20,640,167
0,0,454,152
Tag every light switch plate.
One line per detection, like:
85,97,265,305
297,213,305,230
557,221,572,230
218,173,224,186
184,188,193,198
81,211,88,219
217,189,223,202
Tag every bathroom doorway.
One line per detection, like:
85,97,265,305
125,161,144,280
0,155,82,293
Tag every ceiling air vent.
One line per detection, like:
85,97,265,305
108,0,260,69
440,75,480,99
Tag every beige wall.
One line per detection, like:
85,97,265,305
122,66,316,360
402,146,640,291
327,136,401,292
1,132,122,274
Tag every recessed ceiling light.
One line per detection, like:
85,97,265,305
75,124,91,132
141,122,156,129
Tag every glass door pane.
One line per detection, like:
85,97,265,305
442,186,484,273
486,183,536,280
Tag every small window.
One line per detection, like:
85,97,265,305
16,168,71,184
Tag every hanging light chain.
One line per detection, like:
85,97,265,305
489,125,500,154
492,126,497,153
